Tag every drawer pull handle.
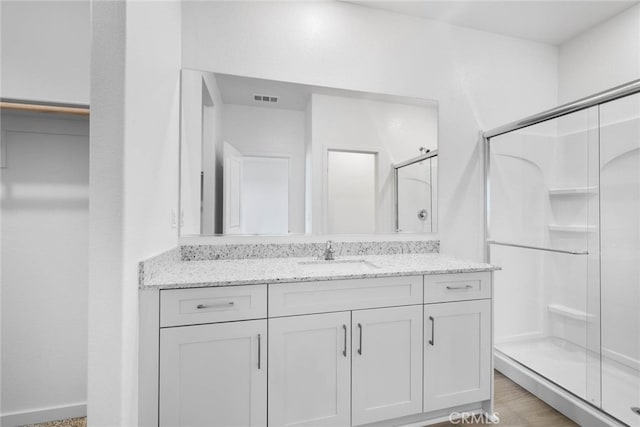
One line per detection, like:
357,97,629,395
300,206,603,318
196,302,235,309
342,325,347,357
446,285,473,290
429,316,435,346
257,334,262,370
357,323,363,355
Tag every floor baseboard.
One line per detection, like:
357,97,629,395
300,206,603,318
1,403,86,427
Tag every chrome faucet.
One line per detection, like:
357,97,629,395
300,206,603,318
323,240,335,261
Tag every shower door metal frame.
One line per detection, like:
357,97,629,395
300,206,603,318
483,78,640,262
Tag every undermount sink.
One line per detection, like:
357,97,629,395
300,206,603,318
298,259,381,270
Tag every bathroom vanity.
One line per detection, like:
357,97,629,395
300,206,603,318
138,243,497,427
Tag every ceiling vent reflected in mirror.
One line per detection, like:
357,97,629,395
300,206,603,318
253,94,279,103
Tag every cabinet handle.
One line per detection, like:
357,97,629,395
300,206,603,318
429,316,435,346
196,301,235,309
257,334,261,370
342,324,347,357
446,285,473,290
357,323,363,355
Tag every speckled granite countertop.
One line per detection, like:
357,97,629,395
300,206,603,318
140,253,499,290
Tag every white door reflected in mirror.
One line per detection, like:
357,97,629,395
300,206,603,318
223,141,289,235
327,150,376,234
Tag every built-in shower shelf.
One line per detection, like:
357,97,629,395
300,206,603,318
548,224,597,233
548,186,598,196
547,304,596,322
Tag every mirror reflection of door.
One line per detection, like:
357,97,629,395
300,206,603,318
223,142,289,235
327,150,377,234
223,142,243,234
200,85,216,235
242,156,289,235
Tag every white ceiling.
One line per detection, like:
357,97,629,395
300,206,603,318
348,1,639,45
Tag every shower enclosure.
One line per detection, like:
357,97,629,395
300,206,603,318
484,80,640,426
394,149,438,233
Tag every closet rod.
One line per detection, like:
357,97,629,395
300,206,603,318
0,101,90,116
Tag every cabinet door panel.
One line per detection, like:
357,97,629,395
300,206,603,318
269,312,351,427
424,300,491,412
159,320,266,427
352,305,423,425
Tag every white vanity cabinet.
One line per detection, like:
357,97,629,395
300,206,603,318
268,305,424,427
423,273,492,413
267,276,424,427
268,312,352,427
159,320,267,427
157,285,268,427
351,305,423,425
142,270,494,427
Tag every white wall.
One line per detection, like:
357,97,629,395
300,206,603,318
0,1,90,105
1,113,89,426
182,1,558,260
89,1,181,426
558,4,640,103
222,104,306,234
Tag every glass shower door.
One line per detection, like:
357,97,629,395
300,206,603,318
489,106,602,407
599,92,640,426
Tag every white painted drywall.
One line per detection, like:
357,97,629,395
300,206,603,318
1,113,89,426
222,103,306,234
181,1,558,260
0,0,90,105
89,2,181,426
558,3,640,103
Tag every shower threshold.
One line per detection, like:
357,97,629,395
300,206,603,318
495,343,637,427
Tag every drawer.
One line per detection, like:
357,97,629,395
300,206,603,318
269,276,423,317
160,285,267,327
424,272,491,303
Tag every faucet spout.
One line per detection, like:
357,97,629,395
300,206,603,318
323,240,335,261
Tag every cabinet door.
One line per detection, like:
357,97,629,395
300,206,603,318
269,312,351,427
424,300,491,412
159,320,267,427
352,305,423,425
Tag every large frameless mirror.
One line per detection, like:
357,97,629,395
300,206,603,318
179,69,438,237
